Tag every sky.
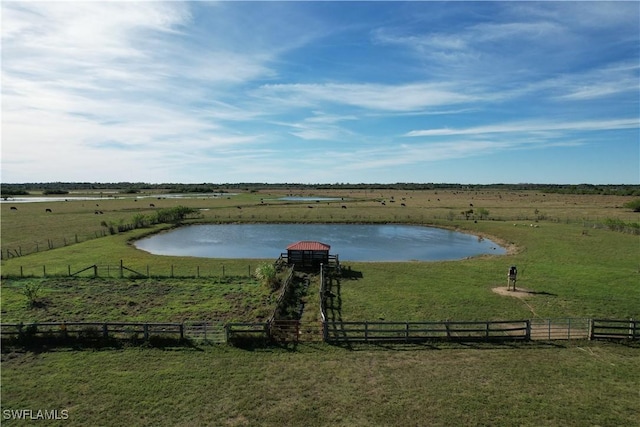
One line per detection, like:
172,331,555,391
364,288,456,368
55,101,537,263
1,1,639,184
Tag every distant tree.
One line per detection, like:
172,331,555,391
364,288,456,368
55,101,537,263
476,207,489,219
623,199,640,212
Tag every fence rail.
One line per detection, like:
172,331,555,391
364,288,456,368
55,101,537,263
529,318,590,340
2,318,637,346
1,321,185,341
324,320,531,343
590,319,639,340
1,261,255,279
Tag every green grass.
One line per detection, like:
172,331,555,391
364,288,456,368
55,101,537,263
2,188,639,426
336,221,639,321
1,277,273,323
2,342,639,426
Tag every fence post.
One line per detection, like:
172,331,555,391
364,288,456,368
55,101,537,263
525,320,531,341
365,321,369,343
102,323,108,339
68,265,71,276
588,319,594,340
322,321,328,342
43,265,46,278
445,321,451,339
197,266,200,278
143,324,149,341
20,266,23,278
171,265,174,278
94,265,98,278
485,322,490,340
405,322,410,343
179,324,184,341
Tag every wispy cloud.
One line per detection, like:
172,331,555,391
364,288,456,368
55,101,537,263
405,119,639,137
256,82,477,112
1,2,637,184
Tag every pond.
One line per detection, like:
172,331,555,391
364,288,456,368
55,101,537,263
134,224,505,261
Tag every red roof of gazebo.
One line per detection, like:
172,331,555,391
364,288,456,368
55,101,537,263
286,241,330,251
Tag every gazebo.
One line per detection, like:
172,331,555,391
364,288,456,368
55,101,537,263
285,241,331,268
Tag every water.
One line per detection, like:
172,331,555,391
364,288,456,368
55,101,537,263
134,224,505,261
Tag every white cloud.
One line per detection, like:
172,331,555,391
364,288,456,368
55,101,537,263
404,119,639,137
256,82,476,112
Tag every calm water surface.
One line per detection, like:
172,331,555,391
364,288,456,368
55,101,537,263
135,224,505,261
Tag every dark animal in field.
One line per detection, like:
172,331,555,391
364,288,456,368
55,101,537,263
341,205,347,209
10,206,17,210
45,208,52,212
401,203,406,207
381,202,386,205
470,203,474,207
307,205,313,208
237,206,242,209
149,203,155,207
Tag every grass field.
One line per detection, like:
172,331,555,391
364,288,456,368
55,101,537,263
1,187,639,426
2,342,639,426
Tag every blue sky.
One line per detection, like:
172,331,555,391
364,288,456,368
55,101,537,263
2,1,638,184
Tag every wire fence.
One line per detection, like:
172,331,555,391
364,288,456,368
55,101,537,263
1,260,257,279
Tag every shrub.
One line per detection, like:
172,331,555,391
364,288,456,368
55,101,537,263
623,199,640,212
23,282,43,308
255,263,280,291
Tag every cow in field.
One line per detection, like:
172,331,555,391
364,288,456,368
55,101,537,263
45,208,52,212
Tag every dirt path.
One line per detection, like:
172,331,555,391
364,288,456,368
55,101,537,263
492,286,538,317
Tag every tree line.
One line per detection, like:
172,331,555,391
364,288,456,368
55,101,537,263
2,182,639,196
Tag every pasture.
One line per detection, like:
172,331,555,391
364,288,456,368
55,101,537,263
1,187,639,426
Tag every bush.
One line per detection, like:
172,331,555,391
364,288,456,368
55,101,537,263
623,199,640,212
23,282,43,308
255,263,280,291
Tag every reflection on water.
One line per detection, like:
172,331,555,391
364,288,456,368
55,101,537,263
135,224,505,261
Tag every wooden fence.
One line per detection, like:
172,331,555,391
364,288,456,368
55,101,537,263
2,318,637,346
323,320,532,343
590,319,639,340
1,322,185,341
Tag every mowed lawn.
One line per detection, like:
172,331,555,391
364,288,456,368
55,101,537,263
2,342,639,427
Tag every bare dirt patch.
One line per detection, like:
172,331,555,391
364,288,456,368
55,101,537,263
492,286,535,298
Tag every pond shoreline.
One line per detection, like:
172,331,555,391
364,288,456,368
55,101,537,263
128,220,510,262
